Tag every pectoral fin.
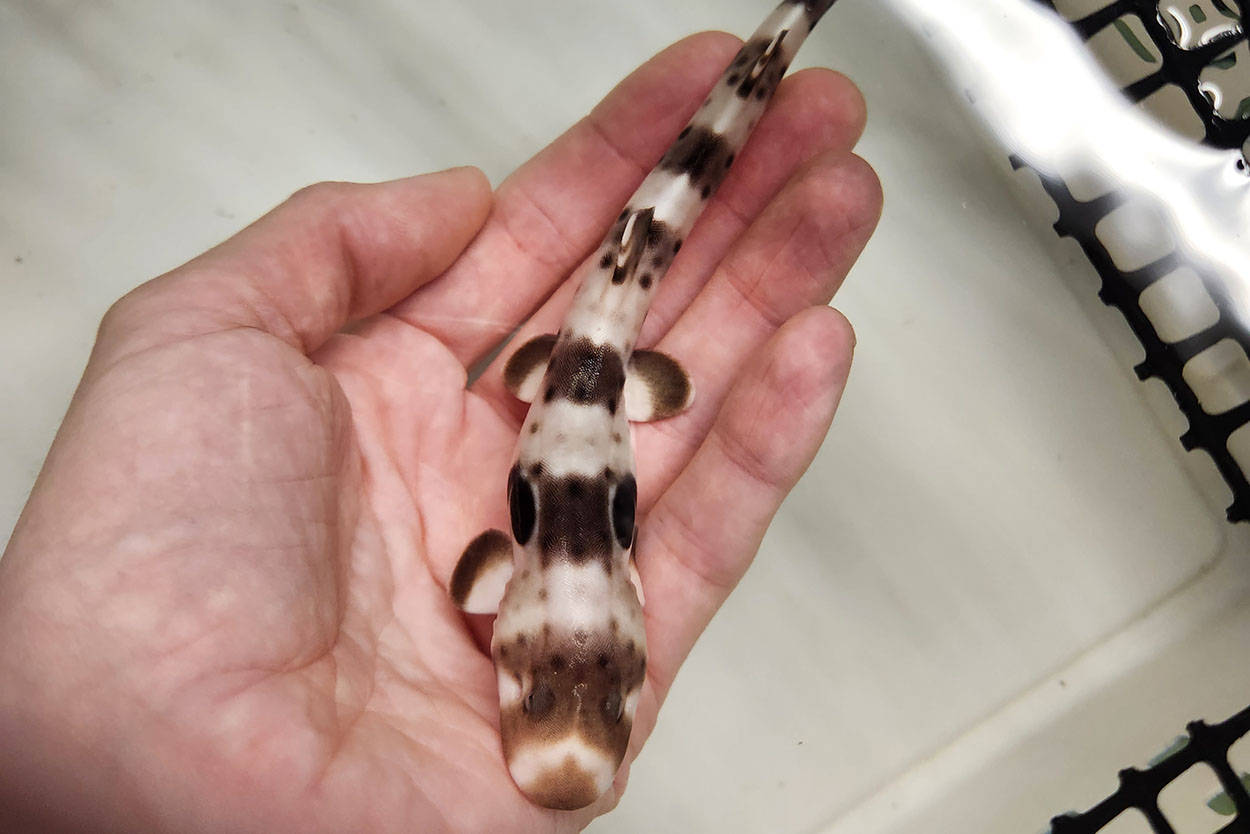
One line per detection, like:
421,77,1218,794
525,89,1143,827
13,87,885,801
624,350,694,422
502,334,557,403
450,529,514,614
628,554,646,607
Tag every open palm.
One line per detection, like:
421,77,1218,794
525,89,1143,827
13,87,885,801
0,33,878,834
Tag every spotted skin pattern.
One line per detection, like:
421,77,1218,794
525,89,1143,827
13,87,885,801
449,0,837,811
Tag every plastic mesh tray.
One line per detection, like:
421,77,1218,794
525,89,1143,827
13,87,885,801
1020,0,1250,524
1048,706,1250,833
1016,3,1250,831
1047,0,1250,149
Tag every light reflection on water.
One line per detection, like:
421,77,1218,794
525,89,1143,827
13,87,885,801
1158,0,1241,51
877,0,1250,517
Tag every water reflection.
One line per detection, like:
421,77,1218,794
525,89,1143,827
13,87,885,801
1159,0,1241,50
878,0,1250,520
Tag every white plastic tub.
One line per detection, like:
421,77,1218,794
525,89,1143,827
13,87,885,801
1,2,1245,832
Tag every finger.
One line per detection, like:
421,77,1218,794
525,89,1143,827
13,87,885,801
638,306,855,695
635,69,867,343
393,33,746,365
635,151,880,499
94,167,493,360
472,68,868,416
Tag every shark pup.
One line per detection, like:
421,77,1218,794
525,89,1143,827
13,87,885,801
449,0,837,810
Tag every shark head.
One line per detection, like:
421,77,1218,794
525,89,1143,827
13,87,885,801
491,566,646,810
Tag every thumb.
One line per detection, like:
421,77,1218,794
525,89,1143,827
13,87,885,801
95,167,493,361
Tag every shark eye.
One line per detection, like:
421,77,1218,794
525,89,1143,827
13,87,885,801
611,474,636,549
524,683,555,718
604,690,624,723
508,465,537,546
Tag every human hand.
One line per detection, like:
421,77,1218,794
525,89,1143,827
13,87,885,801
0,32,879,834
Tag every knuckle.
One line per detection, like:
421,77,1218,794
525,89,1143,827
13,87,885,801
285,180,356,216
96,280,160,343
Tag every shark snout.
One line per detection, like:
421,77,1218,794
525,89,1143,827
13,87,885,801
506,735,617,810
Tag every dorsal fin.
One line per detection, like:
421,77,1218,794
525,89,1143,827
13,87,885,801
748,28,789,82
611,207,655,285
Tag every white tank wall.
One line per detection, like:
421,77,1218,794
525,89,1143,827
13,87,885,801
2,2,1245,833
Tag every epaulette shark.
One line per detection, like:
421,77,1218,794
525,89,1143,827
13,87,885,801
449,0,838,810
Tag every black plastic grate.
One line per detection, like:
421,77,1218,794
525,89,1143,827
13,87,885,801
1004,4,1250,832
1014,1,1250,523
1047,706,1250,833
1035,0,1249,150
1011,156,1250,522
